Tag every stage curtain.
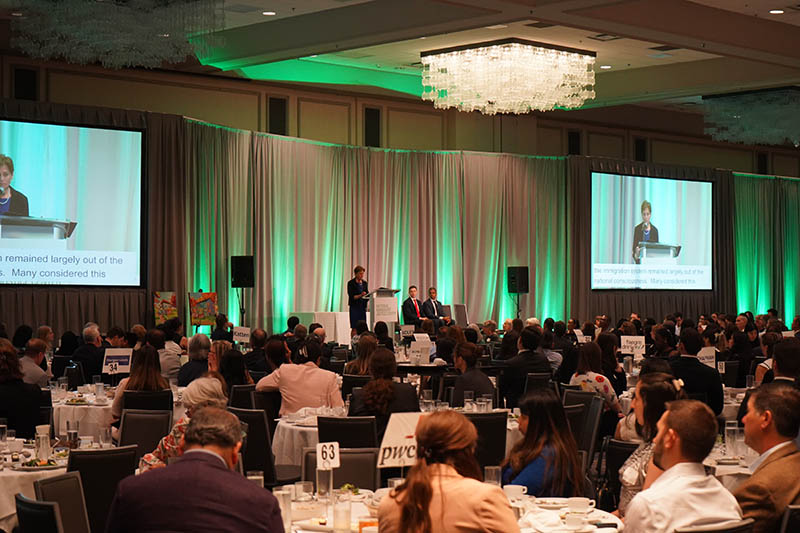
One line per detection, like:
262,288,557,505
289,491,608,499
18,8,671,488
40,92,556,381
0,100,184,336
567,156,736,323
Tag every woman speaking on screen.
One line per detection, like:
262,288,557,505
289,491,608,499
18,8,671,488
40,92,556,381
0,155,29,217
632,200,658,264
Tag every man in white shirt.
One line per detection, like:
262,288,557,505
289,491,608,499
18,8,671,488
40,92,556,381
624,399,742,532
20,338,49,388
734,381,800,533
255,348,343,416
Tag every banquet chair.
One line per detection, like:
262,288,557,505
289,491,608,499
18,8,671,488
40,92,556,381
251,390,282,439
559,383,581,399
328,360,345,375
341,375,371,401
563,390,595,412
122,389,173,411
34,471,91,533
563,404,586,436
249,370,267,383
51,356,72,380
523,373,552,394
598,437,640,510
228,384,256,409
579,396,604,459
119,409,173,462
227,407,300,488
67,444,137,533
14,493,64,533
318,416,378,448
464,412,507,469
675,518,754,532
331,348,349,362
779,505,800,533
301,447,380,491
721,361,740,388
65,363,84,390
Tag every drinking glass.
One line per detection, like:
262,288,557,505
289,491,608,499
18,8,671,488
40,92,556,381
724,421,738,456
463,391,475,402
0,419,7,447
481,394,494,408
7,430,15,441
746,375,755,389
98,428,112,448
434,401,449,411
387,478,404,489
734,428,747,458
484,466,501,485
316,468,333,501
333,490,351,533
273,490,292,532
35,433,51,460
295,481,314,501
246,470,264,488
92,375,102,385
422,389,432,402
464,399,475,412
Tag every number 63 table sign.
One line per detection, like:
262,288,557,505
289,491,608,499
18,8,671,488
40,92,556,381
317,441,340,470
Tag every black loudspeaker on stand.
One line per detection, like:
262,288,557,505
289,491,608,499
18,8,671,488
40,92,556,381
231,256,254,327
507,266,529,319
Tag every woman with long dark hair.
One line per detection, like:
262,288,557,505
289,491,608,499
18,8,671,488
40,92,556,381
616,372,685,517
345,334,377,375
348,348,418,441
111,345,170,437
219,349,254,392
570,342,622,438
502,388,582,496
596,333,627,396
378,410,519,533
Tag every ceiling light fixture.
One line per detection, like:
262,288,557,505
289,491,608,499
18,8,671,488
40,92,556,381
769,9,785,14
599,65,612,69
262,10,276,15
421,38,596,115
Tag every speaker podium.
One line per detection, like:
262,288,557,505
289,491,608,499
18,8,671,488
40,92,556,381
638,242,682,265
366,287,399,331
0,215,77,250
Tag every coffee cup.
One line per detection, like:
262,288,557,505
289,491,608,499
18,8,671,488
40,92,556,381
567,497,595,513
7,438,23,453
564,512,588,529
502,484,528,501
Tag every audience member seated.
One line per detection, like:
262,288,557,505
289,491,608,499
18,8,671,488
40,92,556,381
624,400,742,532
503,326,552,409
597,333,627,396
734,383,800,533
501,388,582,497
540,330,563,374
498,320,523,360
283,316,300,337
727,330,756,387
147,328,179,383
72,324,105,381
55,330,79,356
111,345,169,439
288,324,308,362
372,321,393,351
452,343,494,407
140,375,228,471
106,407,283,533
434,334,456,365
482,320,499,343
350,320,369,353
244,328,270,373
345,334,378,375
20,338,48,387
570,342,622,436
650,326,678,359
616,373,684,517
737,338,800,425
35,325,55,352
130,323,147,350
11,324,33,351
401,285,424,327
178,334,211,386
220,349,254,392
265,335,290,371
553,321,579,384
670,328,724,415
210,313,233,342
0,338,40,439
464,325,480,344
755,332,782,385
256,343,344,416
378,410,519,533
105,326,126,348
348,348,419,441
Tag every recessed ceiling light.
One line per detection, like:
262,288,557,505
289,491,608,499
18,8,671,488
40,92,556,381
599,65,612,69
769,9,785,14
262,10,276,15
10,11,22,16
486,24,507,30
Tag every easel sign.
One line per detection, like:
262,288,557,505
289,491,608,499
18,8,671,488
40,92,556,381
379,412,424,468
698,347,716,369
103,349,133,374
233,327,250,344
620,336,646,361
576,334,591,344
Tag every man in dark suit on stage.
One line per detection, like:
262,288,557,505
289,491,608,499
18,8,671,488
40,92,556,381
402,285,424,327
105,407,284,533
421,286,451,328
632,200,659,264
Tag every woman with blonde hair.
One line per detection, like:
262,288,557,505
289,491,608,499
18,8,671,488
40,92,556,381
345,334,377,375
378,411,519,533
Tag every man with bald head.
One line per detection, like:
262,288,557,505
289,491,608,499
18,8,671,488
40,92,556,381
244,328,270,373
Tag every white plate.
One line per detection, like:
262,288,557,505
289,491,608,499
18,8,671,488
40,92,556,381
536,498,569,510
12,464,63,471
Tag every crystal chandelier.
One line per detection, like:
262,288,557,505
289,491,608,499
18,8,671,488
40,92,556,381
8,0,226,69
421,38,596,115
703,88,800,147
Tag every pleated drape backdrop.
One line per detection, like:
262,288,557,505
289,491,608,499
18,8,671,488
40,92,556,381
2,102,800,336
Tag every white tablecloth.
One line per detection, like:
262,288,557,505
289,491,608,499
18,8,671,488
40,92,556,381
273,420,320,467
53,400,186,441
0,465,67,532
704,443,753,491
721,401,741,421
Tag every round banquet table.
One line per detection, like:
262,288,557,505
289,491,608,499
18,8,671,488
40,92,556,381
0,465,67,532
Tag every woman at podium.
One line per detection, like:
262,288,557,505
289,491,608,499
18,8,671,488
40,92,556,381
347,265,368,335
632,200,658,264
0,155,29,217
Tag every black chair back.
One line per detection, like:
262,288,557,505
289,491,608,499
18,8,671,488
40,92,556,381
433,374,457,401
229,384,256,408
67,444,137,533
601,437,640,509
563,389,595,412
524,373,552,394
251,390,282,439
464,412,507,469
563,404,586,436
780,505,800,533
328,360,345,374
119,409,173,462
674,518,755,532
301,447,380,491
688,392,708,404
65,363,84,390
122,389,173,411
722,360,740,388
332,348,349,361
15,493,64,533
227,407,278,486
34,471,91,533
40,388,52,407
579,396,604,457
318,416,378,448
249,370,267,382
51,356,72,380
341,374,371,400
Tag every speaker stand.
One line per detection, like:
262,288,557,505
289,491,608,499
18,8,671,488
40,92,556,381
236,287,247,327
514,292,521,319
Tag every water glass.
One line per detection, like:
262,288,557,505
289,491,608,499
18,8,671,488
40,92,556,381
93,375,102,385
35,433,51,460
484,466,502,485
724,421,738,456
387,477,404,489
316,468,333,501
98,428,112,448
464,399,475,412
94,382,106,401
246,470,264,488
333,490,351,533
481,394,494,408
746,375,755,389
295,481,314,501
434,401,449,411
463,391,475,402
422,389,432,402
273,490,292,532
421,400,434,413
0,422,7,447
734,428,747,457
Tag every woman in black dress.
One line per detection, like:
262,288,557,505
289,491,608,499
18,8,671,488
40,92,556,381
347,265,368,336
